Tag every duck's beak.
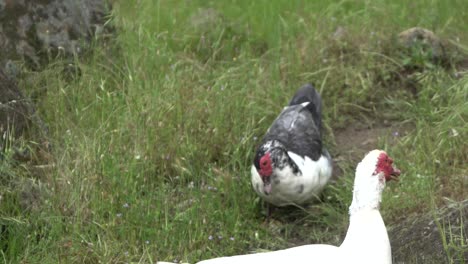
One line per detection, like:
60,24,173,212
390,166,401,181
262,176,272,195
264,182,272,195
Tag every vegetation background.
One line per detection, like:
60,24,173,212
1,0,467,263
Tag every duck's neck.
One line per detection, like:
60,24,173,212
340,209,389,253
348,164,385,216
339,152,392,263
340,207,392,263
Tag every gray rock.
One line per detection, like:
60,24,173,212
0,67,48,156
398,27,445,62
389,200,468,264
18,178,47,213
0,67,33,139
0,0,111,68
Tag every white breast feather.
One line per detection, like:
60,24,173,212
251,152,332,206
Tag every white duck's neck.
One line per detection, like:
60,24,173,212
348,158,385,216
340,155,392,263
340,209,391,263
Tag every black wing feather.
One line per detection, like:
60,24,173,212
259,83,324,161
288,83,322,131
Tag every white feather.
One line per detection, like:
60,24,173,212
196,244,342,264
250,152,332,206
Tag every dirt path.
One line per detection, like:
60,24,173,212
331,120,413,179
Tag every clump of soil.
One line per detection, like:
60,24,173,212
398,27,446,63
389,199,468,264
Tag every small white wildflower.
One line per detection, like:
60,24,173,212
450,128,459,137
188,181,194,189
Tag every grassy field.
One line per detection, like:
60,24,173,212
1,0,467,263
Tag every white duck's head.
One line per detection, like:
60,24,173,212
349,150,401,215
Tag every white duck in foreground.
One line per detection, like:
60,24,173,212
251,84,333,207
158,149,401,264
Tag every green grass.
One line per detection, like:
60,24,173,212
1,0,467,263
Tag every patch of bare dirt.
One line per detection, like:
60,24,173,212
389,199,468,264
330,120,414,179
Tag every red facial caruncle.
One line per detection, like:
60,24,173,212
259,153,273,177
374,152,401,181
